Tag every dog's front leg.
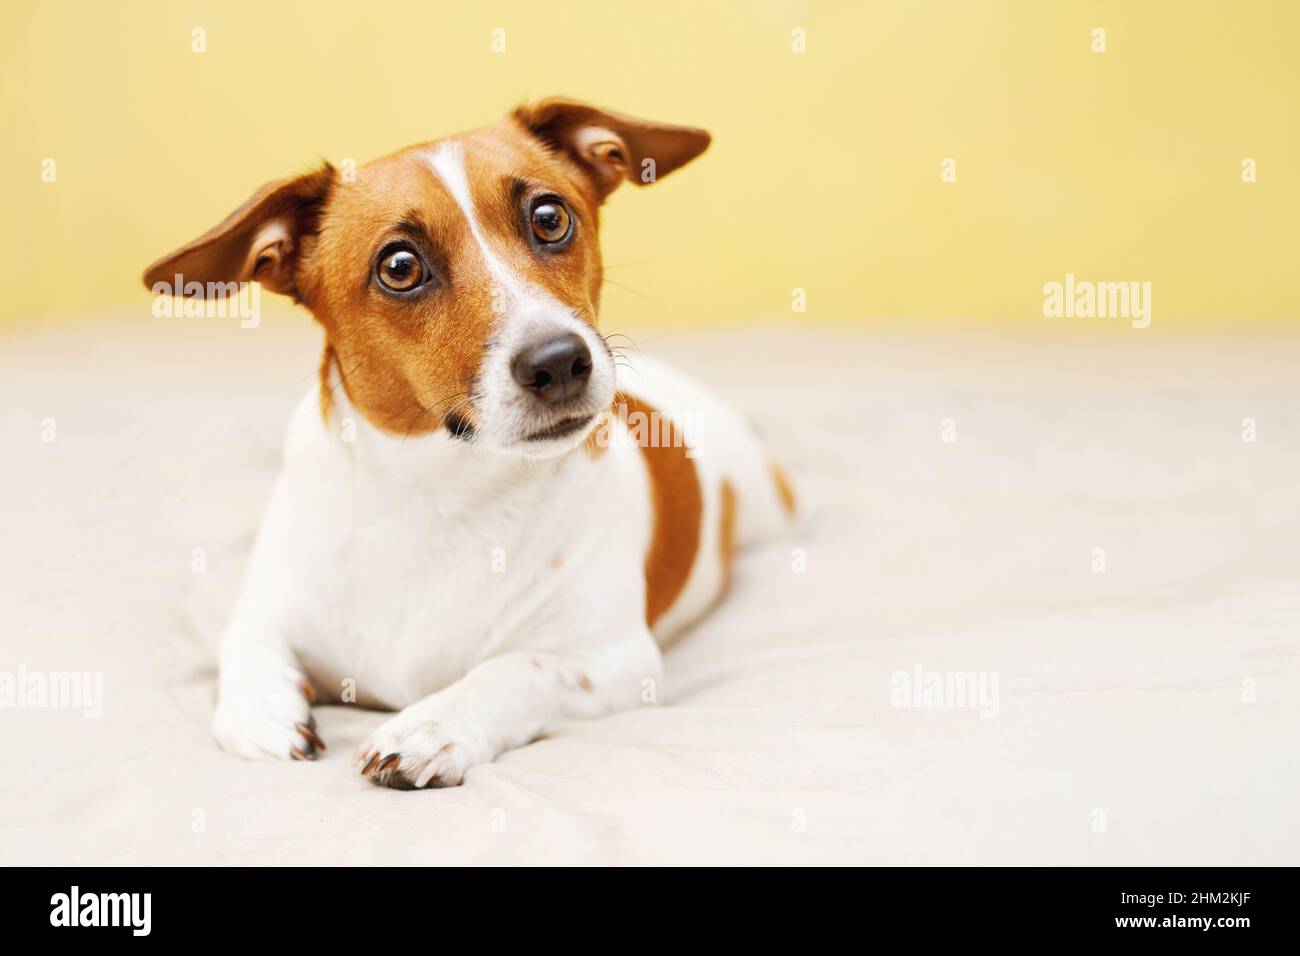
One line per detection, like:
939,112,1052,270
211,606,323,761
210,459,332,761
356,635,662,789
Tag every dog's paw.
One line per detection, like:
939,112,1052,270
212,669,325,761
354,709,491,790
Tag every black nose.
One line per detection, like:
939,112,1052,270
510,333,592,404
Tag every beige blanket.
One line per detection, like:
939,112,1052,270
2,317,1296,865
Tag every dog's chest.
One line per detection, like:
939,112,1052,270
287,444,646,709
295,483,538,707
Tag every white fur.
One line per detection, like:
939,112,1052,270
426,142,616,456
211,144,790,786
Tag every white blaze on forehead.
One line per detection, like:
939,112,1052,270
423,141,615,453
425,141,526,300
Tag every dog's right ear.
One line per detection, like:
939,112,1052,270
142,164,335,299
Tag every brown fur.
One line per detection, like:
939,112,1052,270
770,462,797,516
719,481,738,586
617,393,703,627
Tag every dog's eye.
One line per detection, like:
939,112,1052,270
376,246,425,292
530,200,572,244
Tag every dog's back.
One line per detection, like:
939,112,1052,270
612,352,796,641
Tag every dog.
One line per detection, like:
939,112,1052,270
143,98,796,789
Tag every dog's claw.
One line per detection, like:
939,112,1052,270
297,722,326,751
355,712,477,789
299,680,317,704
291,745,316,761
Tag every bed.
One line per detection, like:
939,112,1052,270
2,316,1295,865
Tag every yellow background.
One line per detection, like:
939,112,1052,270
2,0,1297,330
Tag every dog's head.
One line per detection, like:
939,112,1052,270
143,99,709,456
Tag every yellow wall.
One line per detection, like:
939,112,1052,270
3,0,1297,329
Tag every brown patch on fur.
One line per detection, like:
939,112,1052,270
719,480,738,586
576,673,593,692
295,147,501,437
770,462,797,516
318,345,337,423
618,392,702,628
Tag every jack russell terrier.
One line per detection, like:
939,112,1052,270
143,99,795,789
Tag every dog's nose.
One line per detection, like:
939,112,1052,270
510,333,592,404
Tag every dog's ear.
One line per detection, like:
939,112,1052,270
141,164,335,298
514,99,710,200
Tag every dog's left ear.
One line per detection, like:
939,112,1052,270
514,98,710,200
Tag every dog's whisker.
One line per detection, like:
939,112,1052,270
330,358,369,397
602,330,644,355
601,278,671,314
398,390,472,445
